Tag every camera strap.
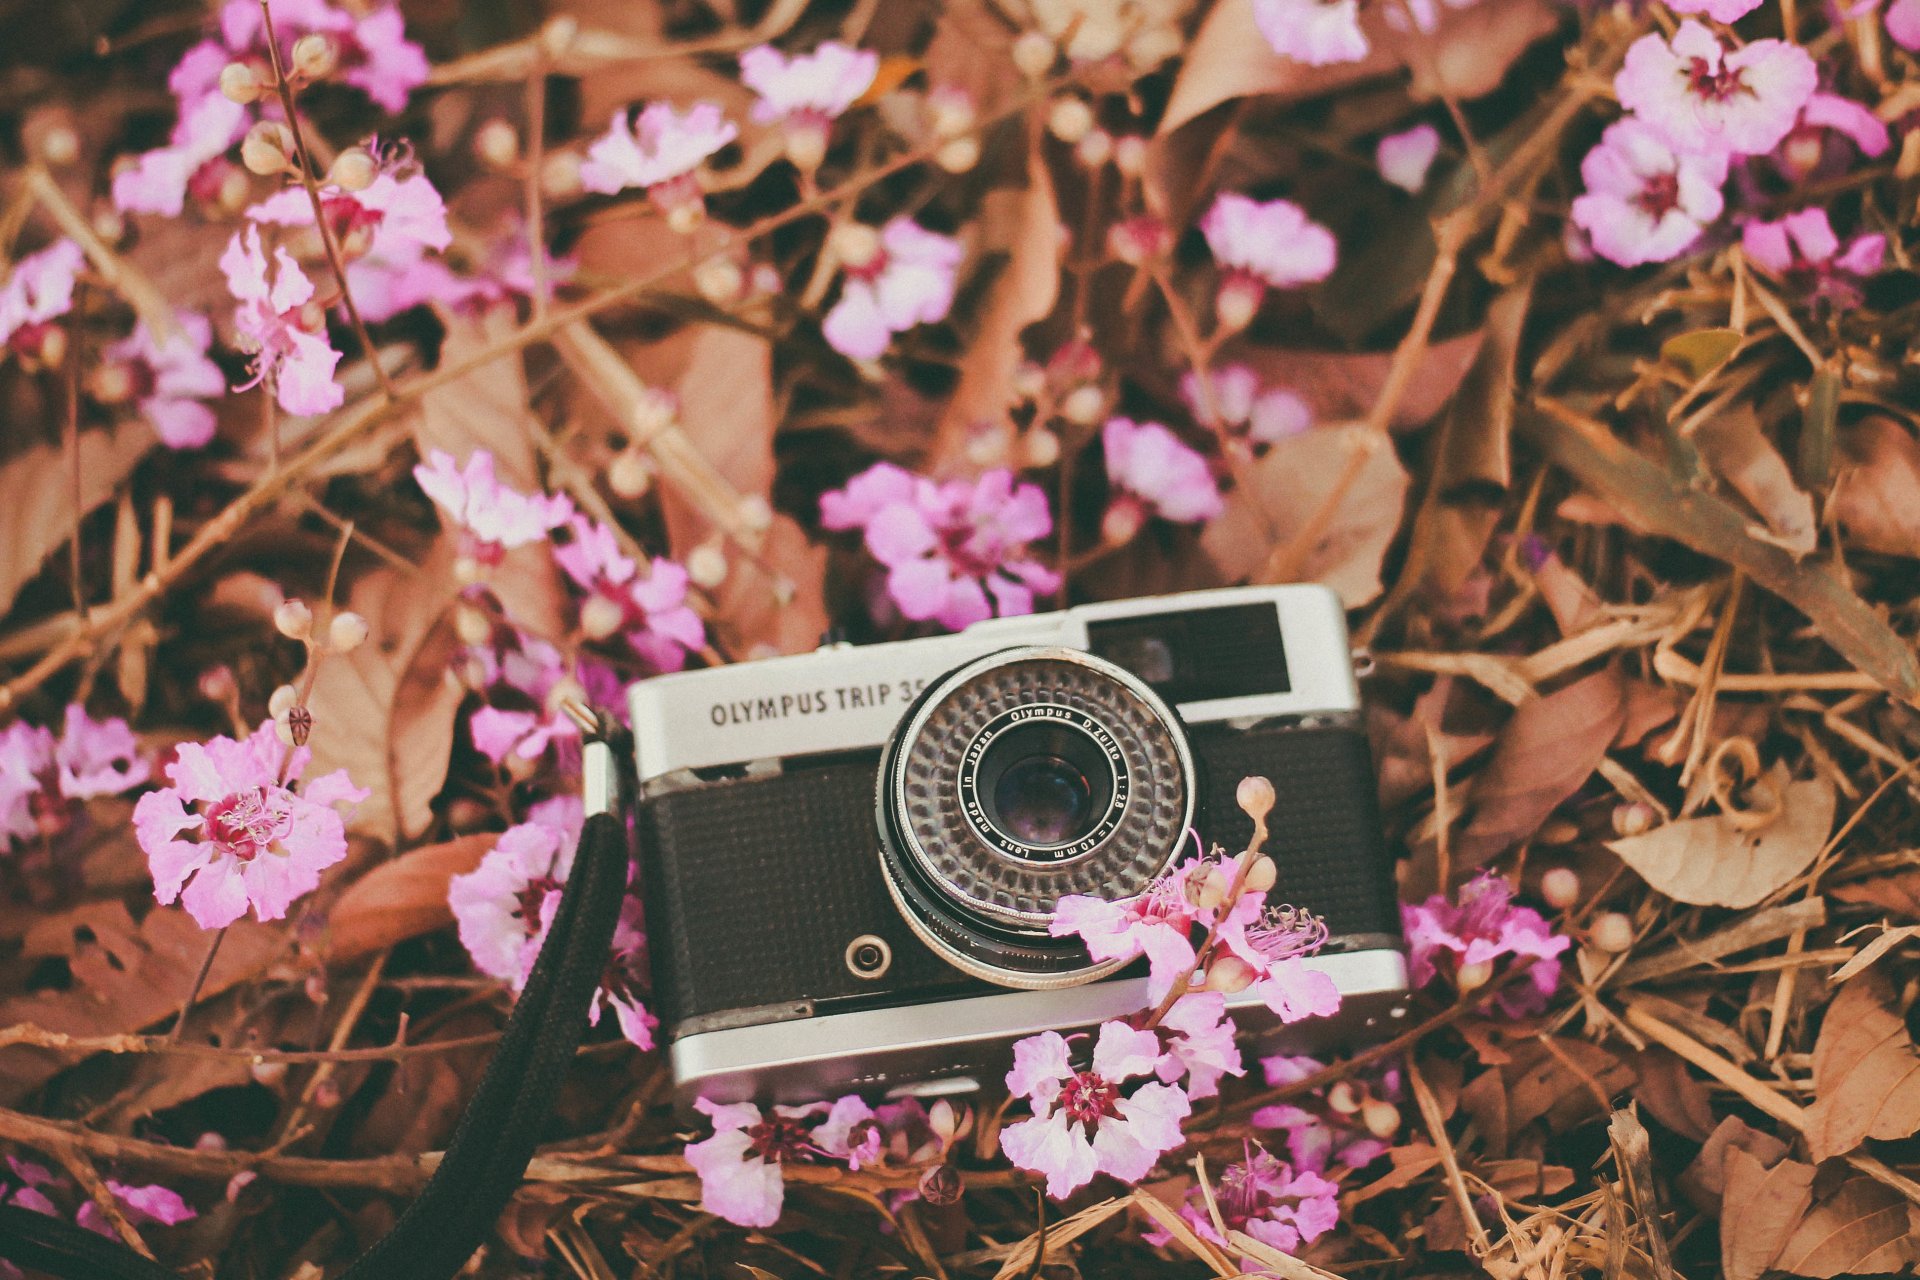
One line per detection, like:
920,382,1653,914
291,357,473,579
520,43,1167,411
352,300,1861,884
0,796,632,1279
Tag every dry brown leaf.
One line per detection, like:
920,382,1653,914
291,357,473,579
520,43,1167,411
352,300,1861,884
991,1197,1128,1280
1678,1115,1791,1215
1239,332,1485,434
1772,1174,1920,1277
1695,408,1817,559
1832,870,1920,919
1607,768,1835,909
0,903,282,1103
328,833,496,962
1452,665,1625,869
923,0,1020,117
1803,972,1920,1161
1423,1158,1575,1250
1202,424,1410,607
1832,417,1920,558
1631,1047,1718,1143
305,542,465,847
1721,1148,1816,1280
1457,1034,1634,1155
0,422,156,618
935,128,1062,468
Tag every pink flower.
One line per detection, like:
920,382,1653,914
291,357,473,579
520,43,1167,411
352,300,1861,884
1155,992,1244,1100
580,102,737,225
1216,903,1343,1023
740,41,878,125
1779,92,1891,182
822,218,964,361
1146,1147,1339,1256
133,720,367,928
684,1096,826,1227
1615,22,1817,159
379,218,578,314
1051,874,1205,1001
812,1095,885,1170
447,797,656,1049
821,463,1060,631
1742,208,1885,303
218,225,343,417
248,153,453,323
1402,872,1569,1017
103,312,227,449
1252,0,1370,66
111,92,247,217
0,239,85,357
1001,1023,1192,1199
1102,418,1223,529
1253,1054,1402,1173
1378,123,1441,193
555,517,705,673
1571,118,1728,268
2,707,150,853
77,1182,197,1237
3,1156,59,1216
1181,366,1314,444
172,0,428,114
1892,0,1920,49
1667,0,1763,19
1201,194,1337,330
412,449,574,566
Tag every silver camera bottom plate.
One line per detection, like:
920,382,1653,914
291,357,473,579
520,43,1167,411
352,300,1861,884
670,947,1409,1108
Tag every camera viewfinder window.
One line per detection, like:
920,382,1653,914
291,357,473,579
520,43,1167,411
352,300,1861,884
1086,604,1289,704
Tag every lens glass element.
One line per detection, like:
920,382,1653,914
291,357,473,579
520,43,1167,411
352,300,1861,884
994,756,1089,845
961,706,1126,861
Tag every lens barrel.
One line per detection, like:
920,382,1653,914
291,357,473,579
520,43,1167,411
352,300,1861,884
876,646,1194,989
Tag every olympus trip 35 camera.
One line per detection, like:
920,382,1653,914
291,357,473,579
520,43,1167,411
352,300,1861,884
622,585,1408,1105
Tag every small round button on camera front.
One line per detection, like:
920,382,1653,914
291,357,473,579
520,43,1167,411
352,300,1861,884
845,934,893,980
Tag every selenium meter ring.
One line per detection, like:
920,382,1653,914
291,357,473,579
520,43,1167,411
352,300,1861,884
881,646,1195,933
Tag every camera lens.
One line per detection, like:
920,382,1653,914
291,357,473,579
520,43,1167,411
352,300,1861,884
876,646,1194,990
993,754,1092,846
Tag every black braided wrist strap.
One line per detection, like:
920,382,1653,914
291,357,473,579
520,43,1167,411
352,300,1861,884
0,811,631,1280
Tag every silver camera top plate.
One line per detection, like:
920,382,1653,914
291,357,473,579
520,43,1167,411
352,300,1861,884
627,584,1359,786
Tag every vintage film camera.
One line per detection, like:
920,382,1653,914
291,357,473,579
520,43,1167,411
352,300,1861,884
613,584,1408,1104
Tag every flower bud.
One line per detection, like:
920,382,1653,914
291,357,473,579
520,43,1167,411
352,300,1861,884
1362,1097,1402,1139
290,33,339,81
240,121,296,177
1454,958,1495,991
250,1059,287,1086
1327,1080,1360,1114
1107,215,1171,266
328,611,369,652
1591,911,1634,955
212,165,252,216
1194,865,1232,912
274,599,313,640
544,677,586,716
1023,427,1061,468
1012,362,1047,402
1612,801,1654,837
1541,867,1581,910
783,118,830,173
312,1077,342,1108
39,123,80,167
607,450,653,498
91,205,126,246
1215,275,1263,333
453,602,492,647
88,360,138,406
219,61,263,104
665,200,705,235
195,1131,229,1153
829,221,883,272
505,750,540,781
279,705,313,747
1236,775,1276,822
687,542,728,589
580,594,626,641
1244,854,1278,894
1112,135,1147,177
1059,383,1105,427
1011,31,1057,78
268,683,300,717
199,665,238,702
453,555,485,585
934,135,981,173
1204,954,1256,993
540,150,582,199
327,147,377,192
693,253,745,305
475,118,519,169
738,495,774,532
1100,501,1144,547
29,326,67,370
630,386,678,440
1047,97,1095,145
918,1163,963,1206
1075,128,1113,168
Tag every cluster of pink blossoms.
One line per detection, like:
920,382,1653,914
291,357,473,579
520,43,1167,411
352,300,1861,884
556,517,705,674
822,217,965,361
1,706,149,855
0,239,84,368
133,720,367,929
1570,13,1893,275
581,102,739,229
819,462,1060,631
1182,365,1314,448
685,1094,970,1227
1252,0,1370,67
114,0,427,218
219,225,342,417
1147,1145,1341,1257
413,449,576,574
1254,1054,1404,1174
461,631,621,770
1402,872,1569,1018
1199,193,1338,331
3,1156,195,1246
740,41,879,170
99,313,228,449
1100,417,1224,543
447,796,655,1049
